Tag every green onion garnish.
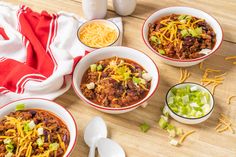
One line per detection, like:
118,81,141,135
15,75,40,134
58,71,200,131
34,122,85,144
139,122,150,133
15,104,25,111
168,85,211,118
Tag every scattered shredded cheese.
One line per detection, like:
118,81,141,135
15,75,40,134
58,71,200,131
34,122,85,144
215,113,235,134
225,56,236,60
199,61,204,70
179,68,191,83
200,67,225,95
179,130,195,144
227,95,236,105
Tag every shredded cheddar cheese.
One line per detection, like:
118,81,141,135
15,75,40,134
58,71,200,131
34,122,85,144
200,67,225,95
227,95,236,105
215,113,235,134
225,56,236,60
179,68,191,83
179,130,195,144
79,22,118,48
225,56,236,65
199,61,204,70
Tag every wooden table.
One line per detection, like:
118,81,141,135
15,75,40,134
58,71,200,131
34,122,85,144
4,0,236,156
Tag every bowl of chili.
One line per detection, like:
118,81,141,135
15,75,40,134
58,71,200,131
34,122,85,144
0,98,77,157
72,46,160,114
142,6,223,67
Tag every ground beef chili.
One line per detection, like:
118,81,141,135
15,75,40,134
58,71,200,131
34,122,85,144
148,14,216,59
0,109,70,157
80,57,152,108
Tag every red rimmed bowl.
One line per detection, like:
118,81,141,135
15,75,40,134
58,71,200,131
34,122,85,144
0,98,78,157
72,46,160,114
142,6,223,67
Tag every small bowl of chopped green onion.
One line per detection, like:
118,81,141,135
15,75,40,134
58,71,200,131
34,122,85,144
165,82,214,124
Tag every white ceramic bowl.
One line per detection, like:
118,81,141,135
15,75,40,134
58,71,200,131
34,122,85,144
72,46,160,114
77,19,120,52
164,82,214,124
142,6,223,67
0,98,78,156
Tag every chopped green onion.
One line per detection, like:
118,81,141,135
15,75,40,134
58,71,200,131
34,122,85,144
178,15,187,20
6,144,14,152
139,78,146,85
150,36,161,44
123,72,130,80
96,64,103,71
158,49,165,55
139,122,150,133
181,29,189,37
15,104,25,111
176,128,183,136
23,123,30,132
132,77,141,84
36,138,44,147
3,139,12,145
185,15,192,20
37,127,44,136
5,152,13,157
28,120,36,130
167,124,176,137
49,143,59,151
167,85,211,118
188,28,198,37
90,64,97,72
150,35,157,42
195,27,202,35
158,116,168,129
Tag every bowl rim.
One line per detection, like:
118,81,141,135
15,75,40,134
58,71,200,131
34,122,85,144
72,46,160,111
142,6,224,63
165,82,215,120
77,19,121,49
0,98,78,157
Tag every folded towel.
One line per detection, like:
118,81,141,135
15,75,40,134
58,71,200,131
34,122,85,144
0,2,123,105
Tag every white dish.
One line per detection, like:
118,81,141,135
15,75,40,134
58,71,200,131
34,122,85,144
165,82,214,124
72,46,160,114
0,98,78,156
142,6,223,67
77,19,120,52
113,0,137,16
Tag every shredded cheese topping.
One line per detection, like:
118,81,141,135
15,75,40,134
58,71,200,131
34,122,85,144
215,113,235,134
225,56,236,65
179,68,191,83
179,130,195,144
79,22,118,48
200,67,225,95
227,95,236,105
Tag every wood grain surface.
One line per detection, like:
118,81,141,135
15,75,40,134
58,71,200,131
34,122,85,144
3,0,236,156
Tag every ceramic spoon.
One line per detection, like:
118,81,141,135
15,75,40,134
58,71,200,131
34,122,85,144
84,116,108,157
97,138,126,157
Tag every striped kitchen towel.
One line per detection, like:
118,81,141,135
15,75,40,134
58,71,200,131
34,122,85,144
0,2,123,105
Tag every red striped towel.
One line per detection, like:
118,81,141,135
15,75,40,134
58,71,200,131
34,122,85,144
0,2,122,105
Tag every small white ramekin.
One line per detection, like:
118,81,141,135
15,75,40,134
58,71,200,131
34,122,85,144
164,82,214,124
77,19,120,52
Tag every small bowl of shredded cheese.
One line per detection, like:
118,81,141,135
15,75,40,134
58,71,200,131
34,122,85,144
164,82,214,124
77,19,120,51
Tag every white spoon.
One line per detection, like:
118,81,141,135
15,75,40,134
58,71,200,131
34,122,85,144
97,138,126,157
84,116,108,157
